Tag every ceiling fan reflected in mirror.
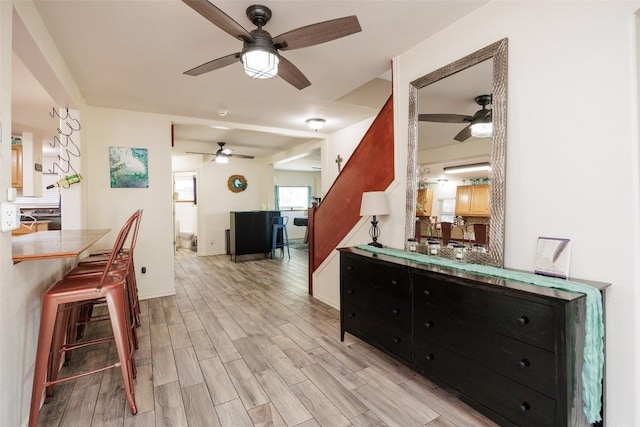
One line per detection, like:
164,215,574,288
419,94,493,142
187,142,255,163
181,1,361,89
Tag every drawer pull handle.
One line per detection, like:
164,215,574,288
520,402,531,412
346,266,353,270
347,289,354,294
518,359,530,368
391,280,398,286
392,309,400,315
424,321,433,328
423,290,431,296
517,316,530,325
393,337,401,343
347,313,356,318
425,354,434,361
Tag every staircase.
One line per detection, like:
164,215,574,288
308,96,394,294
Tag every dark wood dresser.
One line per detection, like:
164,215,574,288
339,247,608,426
229,211,281,261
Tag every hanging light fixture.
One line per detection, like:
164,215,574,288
241,31,279,79
306,118,326,131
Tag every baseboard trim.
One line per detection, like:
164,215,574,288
138,289,176,300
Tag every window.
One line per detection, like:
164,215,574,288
276,186,310,210
174,174,195,203
439,198,456,223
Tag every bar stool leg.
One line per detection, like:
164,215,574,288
283,223,290,259
29,298,59,427
106,287,137,414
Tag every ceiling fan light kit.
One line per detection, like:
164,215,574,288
470,119,492,138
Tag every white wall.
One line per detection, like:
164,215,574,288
321,118,374,195
85,106,175,300
0,3,87,425
390,2,640,424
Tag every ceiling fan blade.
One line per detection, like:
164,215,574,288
273,16,361,51
186,151,215,155
184,52,241,76
182,0,253,42
473,108,491,120
419,113,473,123
454,125,472,142
229,154,255,159
277,55,311,90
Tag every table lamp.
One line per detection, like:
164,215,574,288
360,191,389,247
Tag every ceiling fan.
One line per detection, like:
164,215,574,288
419,94,493,142
181,0,362,89
187,142,255,163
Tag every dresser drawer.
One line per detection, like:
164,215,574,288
415,341,556,427
341,253,411,299
414,272,556,350
415,311,556,397
343,294,411,331
343,306,412,362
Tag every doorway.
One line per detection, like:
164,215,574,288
173,171,197,252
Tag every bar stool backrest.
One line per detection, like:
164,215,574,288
98,210,140,288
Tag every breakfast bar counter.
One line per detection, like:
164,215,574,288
12,229,110,263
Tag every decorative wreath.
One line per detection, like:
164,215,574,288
227,174,248,193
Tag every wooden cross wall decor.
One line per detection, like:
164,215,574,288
335,154,344,172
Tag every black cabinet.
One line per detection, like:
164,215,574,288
229,211,280,261
339,247,607,427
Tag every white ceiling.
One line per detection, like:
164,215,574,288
12,0,489,169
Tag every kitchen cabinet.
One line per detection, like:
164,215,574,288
455,184,489,216
11,145,23,189
416,188,433,216
339,247,608,426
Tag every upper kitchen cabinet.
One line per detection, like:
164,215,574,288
11,144,23,189
455,184,490,216
416,188,433,217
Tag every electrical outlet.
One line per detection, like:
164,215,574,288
1,202,20,232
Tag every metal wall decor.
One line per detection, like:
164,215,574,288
227,174,248,193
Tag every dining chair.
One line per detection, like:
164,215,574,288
440,222,452,246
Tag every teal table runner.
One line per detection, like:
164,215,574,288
353,244,604,423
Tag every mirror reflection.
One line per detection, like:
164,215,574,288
406,39,507,266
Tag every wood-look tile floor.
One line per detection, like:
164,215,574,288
37,247,498,427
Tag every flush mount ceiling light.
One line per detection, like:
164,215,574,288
306,118,326,131
443,162,492,174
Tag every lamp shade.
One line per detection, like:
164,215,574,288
360,191,389,216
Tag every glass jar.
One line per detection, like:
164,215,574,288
407,238,418,252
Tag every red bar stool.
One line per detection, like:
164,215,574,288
62,210,142,363
78,209,143,327
29,213,139,427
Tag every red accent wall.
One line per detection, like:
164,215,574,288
309,96,394,283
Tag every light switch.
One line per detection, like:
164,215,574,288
1,202,20,232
